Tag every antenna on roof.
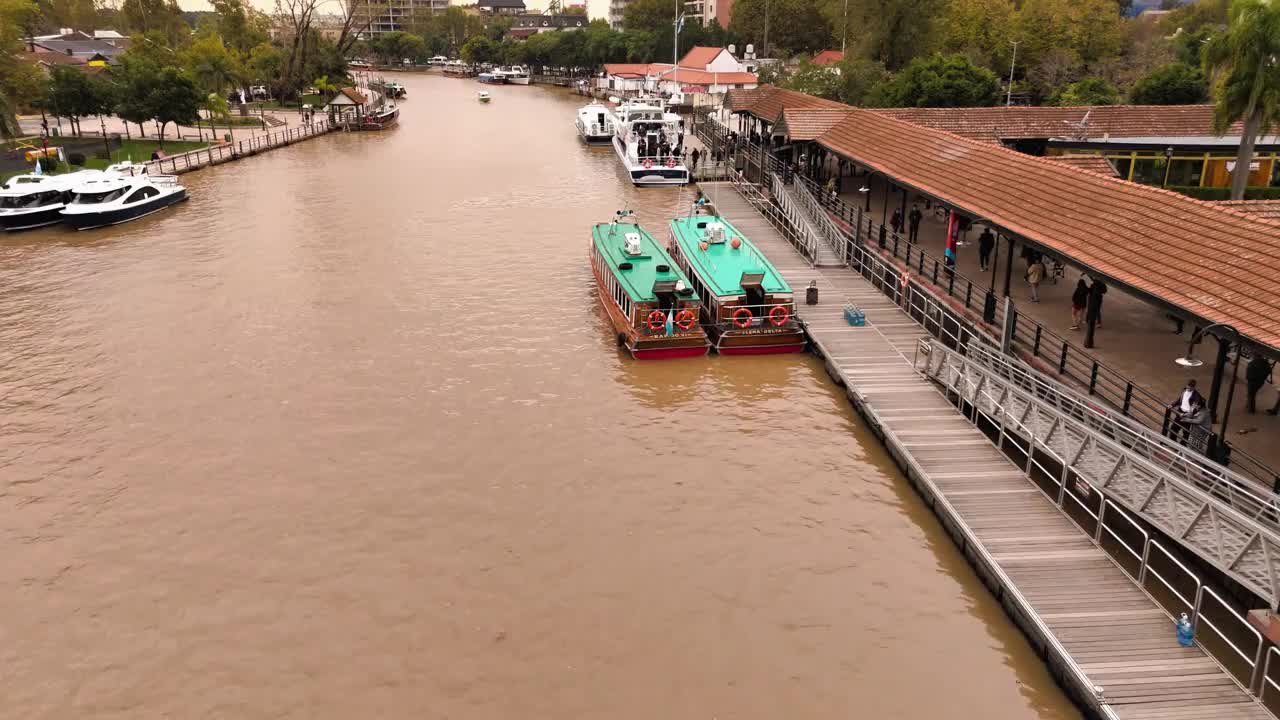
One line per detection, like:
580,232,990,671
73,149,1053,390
1063,109,1092,141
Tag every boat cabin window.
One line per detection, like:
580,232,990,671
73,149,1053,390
72,188,126,204
125,186,160,204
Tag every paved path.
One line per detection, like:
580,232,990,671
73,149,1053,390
702,182,1276,720
843,173,1280,478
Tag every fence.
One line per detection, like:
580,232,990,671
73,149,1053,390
144,119,333,175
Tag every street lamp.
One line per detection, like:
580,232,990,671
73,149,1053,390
1176,322,1242,461
1161,146,1174,188
1006,40,1020,107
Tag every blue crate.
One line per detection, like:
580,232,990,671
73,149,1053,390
844,303,865,326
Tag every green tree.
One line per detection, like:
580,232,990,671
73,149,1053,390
120,0,188,48
1051,76,1119,105
312,74,337,101
834,57,891,105
149,66,201,144
113,58,161,138
731,0,833,56
46,65,95,135
204,91,234,144
460,35,499,65
245,41,283,89
1204,0,1280,199
181,32,242,98
840,0,942,71
622,0,675,35
0,0,43,138
370,31,426,64
1015,0,1124,78
210,0,268,52
782,59,841,99
1130,62,1207,104
872,53,1000,107
935,0,1018,72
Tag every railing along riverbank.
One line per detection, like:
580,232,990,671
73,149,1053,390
144,118,334,175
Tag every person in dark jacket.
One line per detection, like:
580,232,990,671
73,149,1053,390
1070,278,1089,330
890,207,904,235
1246,355,1273,413
978,228,995,271
907,204,923,243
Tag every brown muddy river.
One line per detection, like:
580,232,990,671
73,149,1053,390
0,73,1079,719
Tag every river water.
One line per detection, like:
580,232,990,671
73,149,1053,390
0,73,1080,719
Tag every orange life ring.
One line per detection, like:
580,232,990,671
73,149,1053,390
646,309,666,330
642,158,654,169
675,308,696,330
732,307,753,328
665,157,677,168
768,305,790,327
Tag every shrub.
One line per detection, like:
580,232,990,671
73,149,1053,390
93,149,110,160
68,152,85,166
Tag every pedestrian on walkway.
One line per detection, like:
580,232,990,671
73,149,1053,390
691,147,700,171
1070,278,1089,330
1246,355,1272,413
1091,278,1108,328
890,207,903,236
978,227,995,271
1025,256,1045,302
908,204,922,244
1168,379,1204,442
1181,398,1213,451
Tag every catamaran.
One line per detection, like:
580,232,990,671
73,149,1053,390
667,213,805,355
575,102,614,143
608,97,689,186
591,210,709,359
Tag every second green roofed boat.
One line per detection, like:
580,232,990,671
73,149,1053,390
667,210,805,355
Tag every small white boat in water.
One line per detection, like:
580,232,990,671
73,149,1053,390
60,162,187,230
478,91,491,103
609,97,689,186
576,102,614,144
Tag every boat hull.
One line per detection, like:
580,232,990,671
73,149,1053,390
632,342,711,360
62,189,187,230
590,245,708,360
507,76,530,85
0,205,65,231
612,137,689,186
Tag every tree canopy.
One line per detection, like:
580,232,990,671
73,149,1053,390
1129,63,1207,104
872,54,1001,107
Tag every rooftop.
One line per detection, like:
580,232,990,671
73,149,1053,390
677,46,723,69
656,67,756,85
811,50,844,67
668,216,792,297
592,221,695,303
875,105,1250,145
775,107,853,141
1049,154,1120,178
1218,200,1280,222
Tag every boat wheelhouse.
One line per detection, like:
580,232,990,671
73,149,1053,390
667,214,805,355
495,66,530,85
575,102,614,143
590,210,709,359
608,98,689,187
477,71,505,84
60,167,186,230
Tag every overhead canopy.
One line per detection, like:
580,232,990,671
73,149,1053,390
876,105,1252,145
775,108,853,141
809,109,1280,351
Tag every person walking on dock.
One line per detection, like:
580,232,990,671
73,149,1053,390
908,204,922,244
1246,355,1272,413
1025,256,1045,302
890,207,904,236
1070,278,1089,330
691,147,700,172
978,227,995,271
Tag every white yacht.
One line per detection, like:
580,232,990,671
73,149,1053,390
609,97,690,187
60,163,187,230
0,170,101,231
576,102,614,143
495,65,530,85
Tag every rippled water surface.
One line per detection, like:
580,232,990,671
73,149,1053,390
0,73,1080,720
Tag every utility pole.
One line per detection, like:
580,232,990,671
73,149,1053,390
762,0,769,59
1006,40,1019,107
841,0,848,53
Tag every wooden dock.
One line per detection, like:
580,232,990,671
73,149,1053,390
700,183,1275,720
144,120,334,175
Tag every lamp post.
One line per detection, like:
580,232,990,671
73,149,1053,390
1161,146,1174,188
1006,41,1020,107
1176,322,1242,463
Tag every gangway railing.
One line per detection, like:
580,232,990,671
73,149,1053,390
963,340,1280,522
724,172,818,266
915,338,1280,609
766,170,829,265
784,169,848,260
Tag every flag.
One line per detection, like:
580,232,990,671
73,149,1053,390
945,210,958,261
666,309,674,336
33,159,42,176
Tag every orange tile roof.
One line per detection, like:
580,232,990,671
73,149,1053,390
678,46,722,69
875,105,1246,143
814,110,1280,350
603,62,670,78
1217,200,1280,222
811,50,844,67
337,87,367,104
726,85,846,125
1049,154,1119,177
777,107,852,140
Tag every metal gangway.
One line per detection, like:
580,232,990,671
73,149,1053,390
916,338,1280,609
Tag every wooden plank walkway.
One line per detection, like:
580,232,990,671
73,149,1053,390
700,184,1275,720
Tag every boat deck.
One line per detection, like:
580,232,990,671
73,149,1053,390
697,183,1276,720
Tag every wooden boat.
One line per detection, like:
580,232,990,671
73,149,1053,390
590,210,710,359
360,105,399,129
667,214,805,355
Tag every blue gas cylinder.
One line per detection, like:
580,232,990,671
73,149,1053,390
1176,613,1195,647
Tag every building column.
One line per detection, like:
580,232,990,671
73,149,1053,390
1002,236,1015,297
1207,337,1231,422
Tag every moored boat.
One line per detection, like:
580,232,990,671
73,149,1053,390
361,104,399,129
591,210,709,359
477,71,506,84
608,97,689,186
60,164,187,230
0,169,102,231
495,65,530,85
575,102,614,143
667,213,805,355
478,91,491,103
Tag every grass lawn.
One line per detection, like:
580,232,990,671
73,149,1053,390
1,139,210,182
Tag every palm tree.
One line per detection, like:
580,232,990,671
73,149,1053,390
313,75,338,104
206,93,235,146
1204,0,1280,200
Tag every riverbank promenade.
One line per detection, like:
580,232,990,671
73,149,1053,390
700,179,1279,720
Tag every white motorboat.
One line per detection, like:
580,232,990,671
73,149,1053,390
60,163,187,230
609,97,690,187
494,65,531,85
576,102,614,143
478,91,491,103
0,169,102,231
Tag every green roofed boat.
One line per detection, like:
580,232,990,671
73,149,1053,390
667,212,805,355
590,210,710,359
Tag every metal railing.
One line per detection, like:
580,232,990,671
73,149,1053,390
707,301,799,333
144,119,333,175
964,341,1280,520
727,171,818,266
767,170,830,265
916,338,1280,608
786,170,847,260
633,305,703,337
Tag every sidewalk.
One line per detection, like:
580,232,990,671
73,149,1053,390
837,172,1280,479
16,111,290,144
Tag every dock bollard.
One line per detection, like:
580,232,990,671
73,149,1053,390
806,280,819,305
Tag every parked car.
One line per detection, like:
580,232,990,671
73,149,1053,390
250,85,269,100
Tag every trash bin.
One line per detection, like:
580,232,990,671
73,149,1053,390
806,280,819,305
